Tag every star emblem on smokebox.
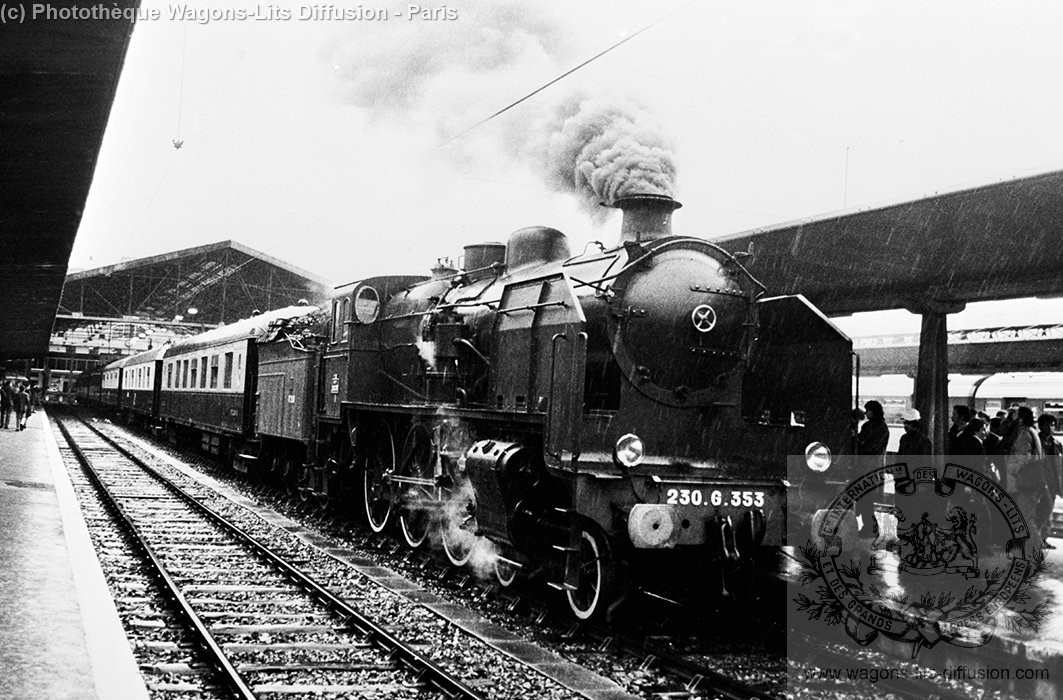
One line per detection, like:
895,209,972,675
691,304,717,333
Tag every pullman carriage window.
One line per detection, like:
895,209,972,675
182,359,189,388
223,352,234,389
167,363,172,388
200,357,208,388
210,355,219,388
190,360,198,388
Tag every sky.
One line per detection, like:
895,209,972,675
70,0,1063,336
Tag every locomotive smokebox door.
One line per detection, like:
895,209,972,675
608,239,759,408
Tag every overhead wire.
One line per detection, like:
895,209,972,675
429,2,694,154
307,1,695,224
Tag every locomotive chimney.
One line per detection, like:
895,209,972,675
611,194,683,243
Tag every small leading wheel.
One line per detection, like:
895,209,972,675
398,424,435,548
495,556,518,587
362,421,395,533
565,525,614,620
441,482,477,566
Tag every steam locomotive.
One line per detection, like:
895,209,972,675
77,194,853,619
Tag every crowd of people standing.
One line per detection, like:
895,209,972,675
854,399,1061,549
0,380,33,431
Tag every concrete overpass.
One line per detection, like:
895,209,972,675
856,324,1063,375
720,170,1063,451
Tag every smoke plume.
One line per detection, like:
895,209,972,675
326,1,572,120
532,95,678,218
325,4,678,224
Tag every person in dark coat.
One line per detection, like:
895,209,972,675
998,405,1020,453
14,383,31,431
954,418,987,457
0,380,11,429
857,400,890,458
855,401,890,535
983,417,1006,483
948,405,972,455
897,408,932,456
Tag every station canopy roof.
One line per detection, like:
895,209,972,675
716,169,1063,316
0,2,138,359
60,240,333,328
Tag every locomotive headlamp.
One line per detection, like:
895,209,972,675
804,442,832,472
614,433,645,468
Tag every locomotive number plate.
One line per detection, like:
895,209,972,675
665,488,765,508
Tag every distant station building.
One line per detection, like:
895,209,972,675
39,241,331,401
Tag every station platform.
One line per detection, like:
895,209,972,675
0,409,147,700
785,516,1063,698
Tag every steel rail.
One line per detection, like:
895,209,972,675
77,416,487,700
55,418,257,700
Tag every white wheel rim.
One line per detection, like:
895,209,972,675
442,520,474,565
398,425,433,548
400,510,430,547
566,530,602,620
363,469,392,533
441,489,476,566
363,423,394,533
495,558,517,587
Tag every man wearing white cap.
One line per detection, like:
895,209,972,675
898,408,932,456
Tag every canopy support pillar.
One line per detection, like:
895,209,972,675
908,300,965,454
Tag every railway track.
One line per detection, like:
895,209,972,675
60,412,799,699
55,414,485,699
